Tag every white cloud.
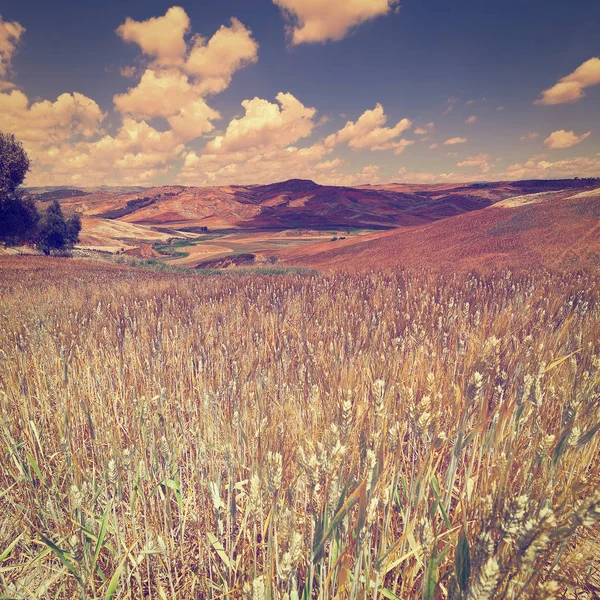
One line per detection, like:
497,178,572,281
520,132,539,141
536,57,600,105
112,10,258,146
273,0,398,44
314,157,343,171
0,16,25,78
205,92,317,157
397,167,461,184
114,68,203,118
503,156,600,179
325,103,412,153
414,122,434,135
429,143,438,149
465,115,477,124
179,141,332,185
0,89,105,146
177,92,324,185
444,136,467,145
26,118,185,187
116,6,190,66
457,153,490,173
185,18,258,95
167,100,221,141
543,129,591,149
115,8,258,106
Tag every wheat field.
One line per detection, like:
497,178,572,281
1,259,599,599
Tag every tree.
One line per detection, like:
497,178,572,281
0,131,39,245
36,200,82,255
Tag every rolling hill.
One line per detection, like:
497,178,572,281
41,177,600,231
266,187,600,272
23,178,600,269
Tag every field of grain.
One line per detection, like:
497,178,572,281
1,258,599,599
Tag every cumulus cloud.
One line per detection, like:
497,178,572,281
314,157,343,171
114,68,203,118
457,153,490,173
205,92,317,157
115,9,258,109
177,92,326,185
444,136,467,145
465,115,477,124
0,16,25,78
429,143,438,149
0,89,105,146
116,6,190,66
520,132,539,141
543,129,591,149
179,141,332,185
167,100,221,141
536,57,600,105
0,84,197,186
112,9,258,146
503,155,600,179
273,0,398,44
397,167,461,184
26,118,185,186
325,103,412,153
175,94,393,187
185,18,258,95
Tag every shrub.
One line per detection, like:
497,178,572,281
35,200,82,255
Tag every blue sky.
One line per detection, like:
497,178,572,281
0,0,599,186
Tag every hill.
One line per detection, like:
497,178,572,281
267,187,600,272
23,178,600,267
54,177,600,231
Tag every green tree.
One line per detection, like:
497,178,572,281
36,200,82,255
0,131,39,245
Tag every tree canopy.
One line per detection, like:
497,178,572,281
36,200,82,255
1,130,82,253
0,131,39,245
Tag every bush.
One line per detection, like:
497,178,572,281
35,200,82,255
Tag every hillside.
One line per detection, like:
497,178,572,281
267,187,600,272
23,178,600,266
47,177,600,231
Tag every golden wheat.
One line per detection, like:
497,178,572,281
0,262,599,598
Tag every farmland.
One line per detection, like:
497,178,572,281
1,257,599,598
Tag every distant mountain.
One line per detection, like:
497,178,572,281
25,185,148,197
24,188,89,202
54,177,600,231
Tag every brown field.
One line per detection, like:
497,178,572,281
1,257,600,598
166,230,354,268
269,190,600,273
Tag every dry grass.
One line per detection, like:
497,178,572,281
0,259,599,599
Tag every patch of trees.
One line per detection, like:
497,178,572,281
0,131,81,254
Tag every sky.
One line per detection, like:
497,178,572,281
0,0,599,187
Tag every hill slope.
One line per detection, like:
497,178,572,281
54,178,600,232
268,188,600,271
